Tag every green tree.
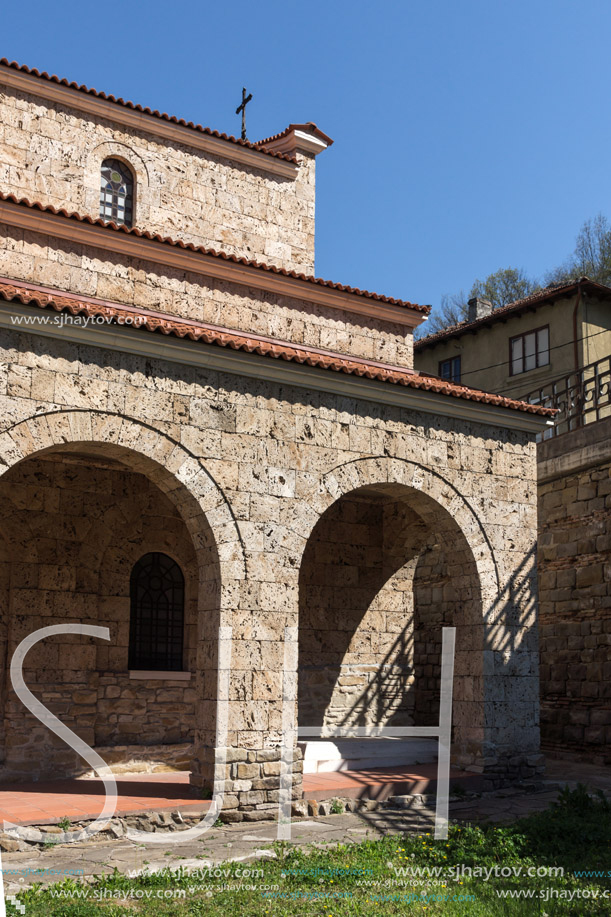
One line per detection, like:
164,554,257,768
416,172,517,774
418,214,611,340
545,213,611,286
469,266,539,311
419,267,539,337
418,290,469,337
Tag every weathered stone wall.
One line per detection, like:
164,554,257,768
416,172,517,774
0,455,199,779
0,224,413,368
0,317,542,799
0,70,547,812
0,80,318,273
538,419,611,763
412,541,481,733
299,498,417,729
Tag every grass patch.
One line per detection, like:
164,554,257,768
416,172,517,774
8,785,611,915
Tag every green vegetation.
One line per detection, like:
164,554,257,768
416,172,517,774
7,786,611,915
421,211,611,336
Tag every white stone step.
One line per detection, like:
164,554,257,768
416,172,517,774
298,737,438,774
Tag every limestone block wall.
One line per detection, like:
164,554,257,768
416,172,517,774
0,314,542,799
412,541,481,733
0,224,414,368
0,455,199,779
538,420,611,763
0,79,317,273
299,498,418,729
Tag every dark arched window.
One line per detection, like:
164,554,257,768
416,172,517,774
129,553,184,671
100,158,134,226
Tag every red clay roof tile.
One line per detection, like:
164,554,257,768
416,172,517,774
415,277,611,349
0,58,297,164
0,278,555,417
255,123,334,149
0,192,431,314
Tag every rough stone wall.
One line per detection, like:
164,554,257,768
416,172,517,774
297,496,485,737
299,498,417,729
0,224,413,368
0,455,198,779
538,422,611,763
412,542,481,730
0,540,8,762
0,82,317,273
0,320,542,799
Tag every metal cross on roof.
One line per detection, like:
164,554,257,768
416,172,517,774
235,87,253,141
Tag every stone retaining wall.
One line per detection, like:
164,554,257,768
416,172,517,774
538,419,611,762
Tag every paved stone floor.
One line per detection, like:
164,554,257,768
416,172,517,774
0,757,607,895
0,792,559,896
0,765,482,826
302,762,482,800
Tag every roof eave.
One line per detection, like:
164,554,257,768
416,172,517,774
415,278,611,350
0,60,299,178
0,295,555,435
0,195,428,327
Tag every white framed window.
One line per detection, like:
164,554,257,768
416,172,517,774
510,326,549,375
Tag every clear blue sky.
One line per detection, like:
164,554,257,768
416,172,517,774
3,0,610,322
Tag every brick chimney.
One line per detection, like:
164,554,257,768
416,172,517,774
467,297,493,322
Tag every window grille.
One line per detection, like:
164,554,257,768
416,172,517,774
100,158,134,226
129,552,184,671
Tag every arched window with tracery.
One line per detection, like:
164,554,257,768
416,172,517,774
99,158,134,226
129,553,185,671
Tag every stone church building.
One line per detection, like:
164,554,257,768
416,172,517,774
0,58,553,816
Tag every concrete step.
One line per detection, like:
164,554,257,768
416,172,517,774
299,738,438,774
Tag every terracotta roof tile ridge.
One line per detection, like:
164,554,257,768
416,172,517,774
255,122,334,148
414,276,611,348
0,274,421,373
0,192,430,314
0,279,555,417
0,58,296,164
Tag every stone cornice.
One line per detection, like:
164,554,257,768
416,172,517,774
0,300,553,434
0,198,424,329
0,66,299,180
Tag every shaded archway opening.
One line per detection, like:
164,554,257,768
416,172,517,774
298,483,483,772
0,441,221,783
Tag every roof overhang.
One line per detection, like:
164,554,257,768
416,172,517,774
0,197,426,329
0,296,554,435
257,123,334,157
415,278,611,351
0,64,299,179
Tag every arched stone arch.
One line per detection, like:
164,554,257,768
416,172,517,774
0,409,244,578
0,410,245,784
294,456,538,783
313,456,499,603
83,140,154,225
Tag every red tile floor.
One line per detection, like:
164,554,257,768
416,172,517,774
0,765,483,827
0,773,208,827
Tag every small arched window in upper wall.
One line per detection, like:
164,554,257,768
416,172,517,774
129,552,185,671
99,158,134,226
